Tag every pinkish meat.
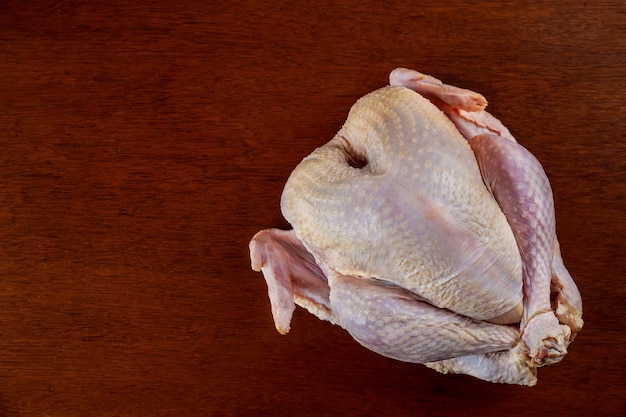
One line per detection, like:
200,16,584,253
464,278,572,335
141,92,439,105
250,68,583,385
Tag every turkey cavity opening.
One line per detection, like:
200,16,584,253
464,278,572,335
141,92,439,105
341,137,368,169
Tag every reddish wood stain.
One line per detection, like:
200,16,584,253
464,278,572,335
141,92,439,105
0,1,624,415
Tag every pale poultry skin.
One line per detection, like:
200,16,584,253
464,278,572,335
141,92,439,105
250,68,583,386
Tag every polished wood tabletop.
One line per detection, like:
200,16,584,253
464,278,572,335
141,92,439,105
1,1,624,416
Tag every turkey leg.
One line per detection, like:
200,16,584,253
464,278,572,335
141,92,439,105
328,271,537,385
469,134,570,367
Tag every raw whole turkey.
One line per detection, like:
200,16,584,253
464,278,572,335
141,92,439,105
249,68,583,385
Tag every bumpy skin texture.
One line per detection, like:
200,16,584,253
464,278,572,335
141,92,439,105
250,68,583,385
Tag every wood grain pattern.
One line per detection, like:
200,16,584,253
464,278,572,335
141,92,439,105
0,1,624,415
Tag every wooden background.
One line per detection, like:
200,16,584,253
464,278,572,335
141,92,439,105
1,1,624,416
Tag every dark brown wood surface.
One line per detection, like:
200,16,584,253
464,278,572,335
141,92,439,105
1,1,624,416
